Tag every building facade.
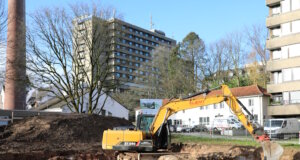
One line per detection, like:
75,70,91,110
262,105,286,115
266,0,300,117
29,89,129,120
73,16,176,91
168,85,270,127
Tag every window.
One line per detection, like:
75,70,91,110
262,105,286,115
200,107,204,110
292,0,300,10
116,73,120,78
220,102,224,109
122,74,126,78
281,22,291,35
129,42,133,46
116,59,120,63
129,68,133,73
101,109,106,116
273,71,282,84
199,117,210,125
282,0,291,13
293,67,300,80
289,44,300,57
290,91,300,103
272,50,281,60
129,62,133,66
272,27,281,37
213,104,218,109
116,45,120,49
129,75,133,80
129,28,133,32
248,99,254,106
292,20,300,34
283,68,292,81
272,6,281,15
116,66,120,70
122,67,126,71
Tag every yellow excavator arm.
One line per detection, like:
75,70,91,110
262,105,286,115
102,84,283,159
150,85,255,136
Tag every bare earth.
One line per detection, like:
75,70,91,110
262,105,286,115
0,115,299,160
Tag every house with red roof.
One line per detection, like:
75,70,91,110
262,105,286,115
168,85,270,128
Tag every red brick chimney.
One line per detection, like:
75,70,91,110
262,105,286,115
4,0,26,110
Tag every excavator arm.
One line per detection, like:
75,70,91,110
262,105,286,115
102,85,283,159
150,85,256,137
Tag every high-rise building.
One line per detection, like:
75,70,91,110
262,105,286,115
73,16,176,92
266,0,300,117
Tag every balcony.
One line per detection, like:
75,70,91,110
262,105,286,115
267,81,300,93
268,104,300,116
267,56,300,71
266,9,300,28
266,0,281,7
266,33,300,50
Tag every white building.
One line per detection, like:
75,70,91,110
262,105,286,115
168,85,270,127
29,90,129,120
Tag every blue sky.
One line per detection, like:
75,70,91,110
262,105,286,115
26,0,268,44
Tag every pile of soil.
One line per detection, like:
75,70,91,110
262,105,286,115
0,114,131,160
168,143,300,160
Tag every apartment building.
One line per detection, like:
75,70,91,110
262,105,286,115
266,0,300,117
73,16,176,91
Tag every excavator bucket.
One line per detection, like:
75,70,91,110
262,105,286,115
261,141,283,160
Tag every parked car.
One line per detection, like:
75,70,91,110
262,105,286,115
264,118,300,139
212,117,242,131
176,125,192,132
191,124,208,132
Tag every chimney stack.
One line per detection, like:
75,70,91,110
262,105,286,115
4,0,26,110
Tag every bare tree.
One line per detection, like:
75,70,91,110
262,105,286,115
27,4,121,114
245,24,269,87
0,0,7,69
0,0,6,46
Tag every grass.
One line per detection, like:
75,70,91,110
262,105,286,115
171,134,259,147
171,134,300,149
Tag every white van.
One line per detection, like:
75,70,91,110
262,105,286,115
211,117,242,131
264,118,300,139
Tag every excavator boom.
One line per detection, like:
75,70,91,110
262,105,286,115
102,85,283,159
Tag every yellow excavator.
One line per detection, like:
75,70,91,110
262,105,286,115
102,85,283,159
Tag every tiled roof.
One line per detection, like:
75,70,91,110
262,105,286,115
198,85,270,98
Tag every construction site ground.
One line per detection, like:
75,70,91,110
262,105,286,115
0,115,299,160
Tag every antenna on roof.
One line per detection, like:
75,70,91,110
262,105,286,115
150,14,154,30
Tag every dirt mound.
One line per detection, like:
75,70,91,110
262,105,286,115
0,114,131,160
170,143,300,160
170,143,262,160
